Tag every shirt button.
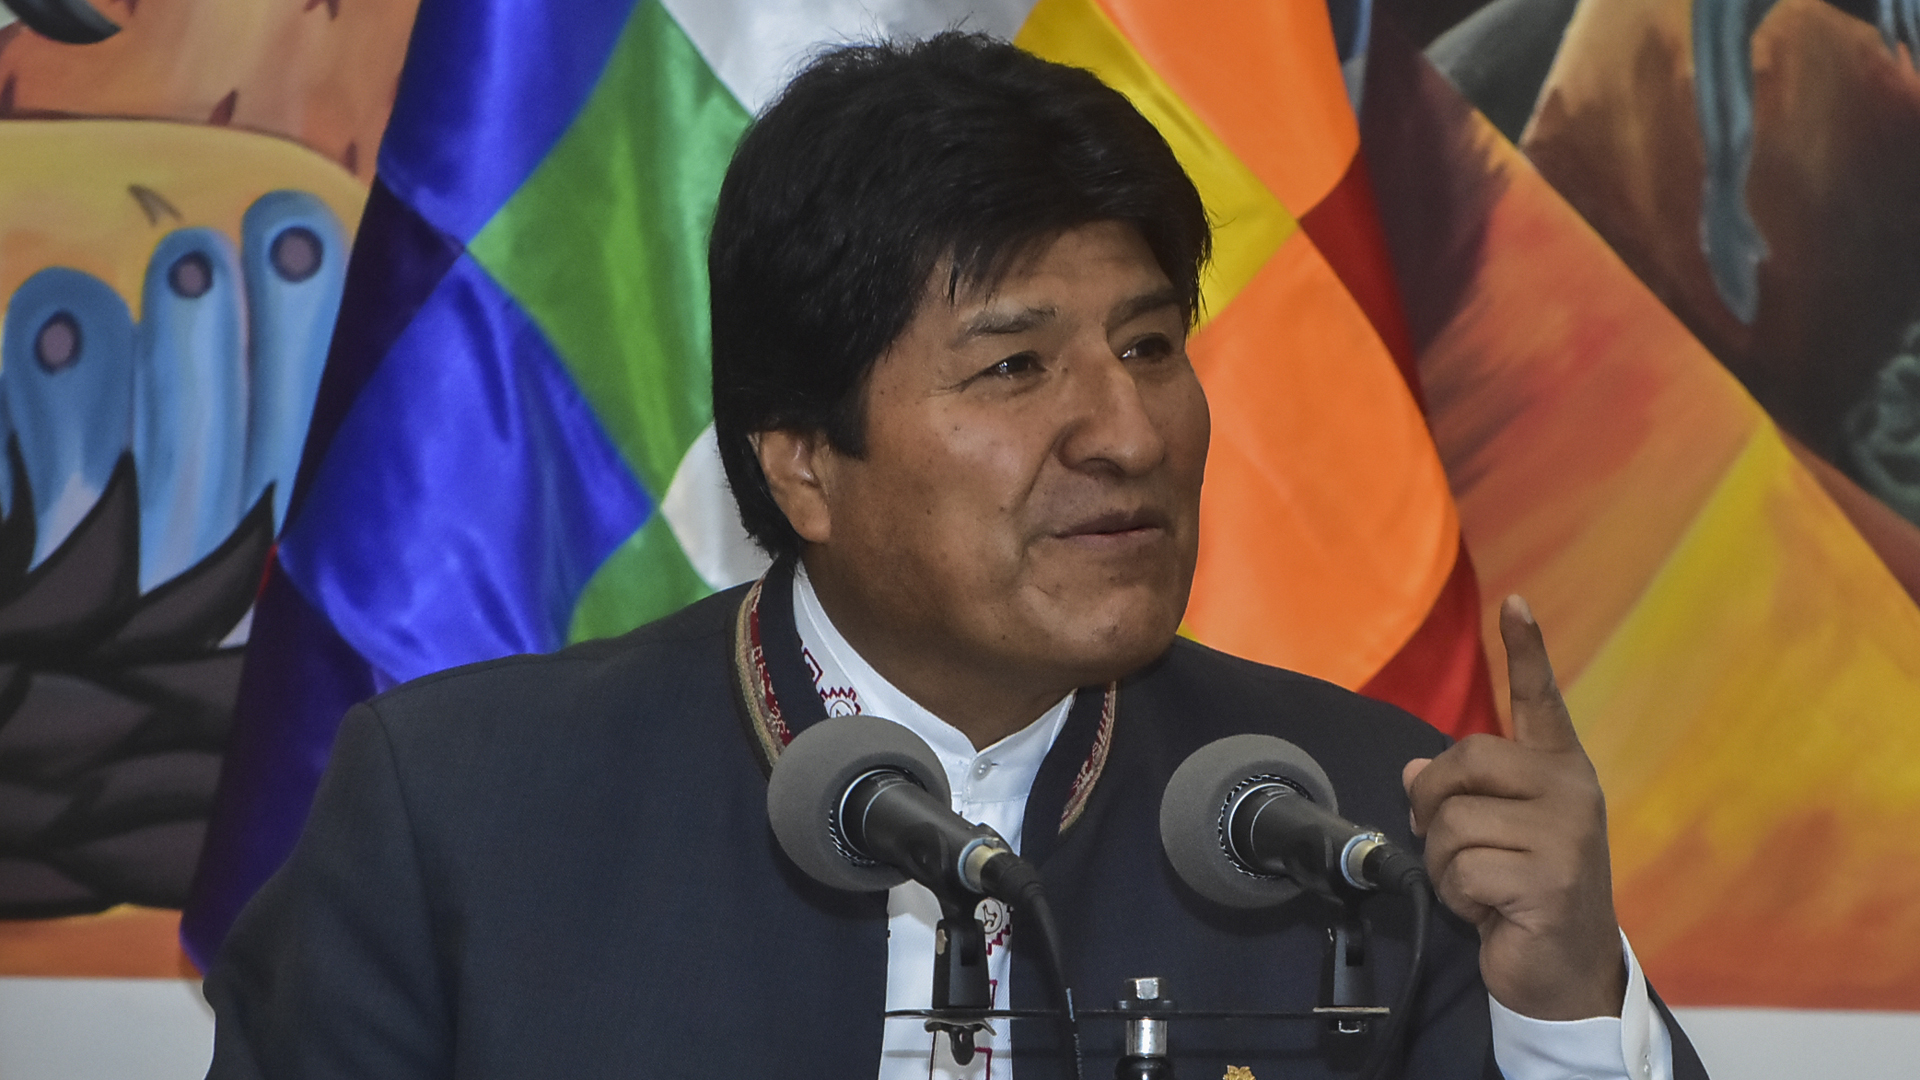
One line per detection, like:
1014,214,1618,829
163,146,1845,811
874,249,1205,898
974,760,995,778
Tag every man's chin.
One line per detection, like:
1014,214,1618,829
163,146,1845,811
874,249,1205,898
1030,595,1187,685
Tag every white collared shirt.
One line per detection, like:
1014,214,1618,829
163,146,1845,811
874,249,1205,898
789,566,1672,1080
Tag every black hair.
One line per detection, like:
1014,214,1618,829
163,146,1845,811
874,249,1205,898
708,32,1211,558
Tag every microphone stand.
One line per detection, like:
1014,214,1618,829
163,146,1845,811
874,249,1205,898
1115,976,1175,1079
888,896,1411,1078
927,894,994,1065
1320,899,1377,1072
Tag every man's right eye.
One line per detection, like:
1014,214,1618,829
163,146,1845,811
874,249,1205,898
981,352,1041,379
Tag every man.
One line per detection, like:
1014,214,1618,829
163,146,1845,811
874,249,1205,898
206,33,1707,1080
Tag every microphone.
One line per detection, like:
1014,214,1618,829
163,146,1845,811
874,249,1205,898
1159,734,1426,908
767,714,1044,905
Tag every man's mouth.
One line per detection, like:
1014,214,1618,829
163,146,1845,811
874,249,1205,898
1054,508,1172,542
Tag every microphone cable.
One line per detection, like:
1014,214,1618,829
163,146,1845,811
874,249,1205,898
1358,872,1431,1080
980,857,1085,1080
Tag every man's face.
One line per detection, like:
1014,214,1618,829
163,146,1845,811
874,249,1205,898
773,221,1210,725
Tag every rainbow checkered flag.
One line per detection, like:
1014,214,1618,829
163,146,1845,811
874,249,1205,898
182,0,1493,965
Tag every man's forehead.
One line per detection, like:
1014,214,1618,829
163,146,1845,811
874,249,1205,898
942,284,1184,349
917,225,1180,335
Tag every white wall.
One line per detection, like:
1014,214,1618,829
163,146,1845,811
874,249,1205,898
1672,1007,1920,1080
0,978,212,1080
4,978,1920,1078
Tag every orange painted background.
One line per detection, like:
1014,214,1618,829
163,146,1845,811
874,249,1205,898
1370,1,1920,1007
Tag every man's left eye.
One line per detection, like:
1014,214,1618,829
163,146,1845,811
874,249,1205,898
1121,334,1174,362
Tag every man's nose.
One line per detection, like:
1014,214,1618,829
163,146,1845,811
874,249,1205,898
1055,349,1168,477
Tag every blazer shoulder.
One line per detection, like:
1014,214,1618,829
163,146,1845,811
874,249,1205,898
1140,636,1453,760
361,583,749,746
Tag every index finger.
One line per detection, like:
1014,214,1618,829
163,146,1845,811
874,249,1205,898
1405,734,1553,828
1499,595,1581,753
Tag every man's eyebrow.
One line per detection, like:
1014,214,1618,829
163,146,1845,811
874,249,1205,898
1109,286,1184,328
951,305,1057,347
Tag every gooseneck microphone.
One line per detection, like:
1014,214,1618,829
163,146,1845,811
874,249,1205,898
767,715,1082,1078
766,713,1043,905
1161,734,1432,1080
1223,775,1428,897
1159,734,1426,908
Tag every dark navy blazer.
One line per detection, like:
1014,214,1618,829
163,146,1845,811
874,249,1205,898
205,567,1708,1079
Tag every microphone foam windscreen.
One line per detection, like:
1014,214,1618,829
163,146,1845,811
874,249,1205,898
766,713,953,893
1159,733,1339,909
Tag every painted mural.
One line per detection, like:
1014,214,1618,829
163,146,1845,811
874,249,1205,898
1395,0,1920,1006
0,0,415,973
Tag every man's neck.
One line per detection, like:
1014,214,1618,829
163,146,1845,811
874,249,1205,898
796,560,1070,750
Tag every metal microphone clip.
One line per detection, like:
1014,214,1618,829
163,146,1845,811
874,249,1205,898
926,893,994,1065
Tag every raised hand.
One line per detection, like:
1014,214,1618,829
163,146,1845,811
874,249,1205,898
1401,595,1626,1020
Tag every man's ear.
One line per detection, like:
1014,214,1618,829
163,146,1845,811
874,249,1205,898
753,429,834,544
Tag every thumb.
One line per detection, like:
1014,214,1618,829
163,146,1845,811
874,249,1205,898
1401,757,1431,793
1402,757,1432,836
